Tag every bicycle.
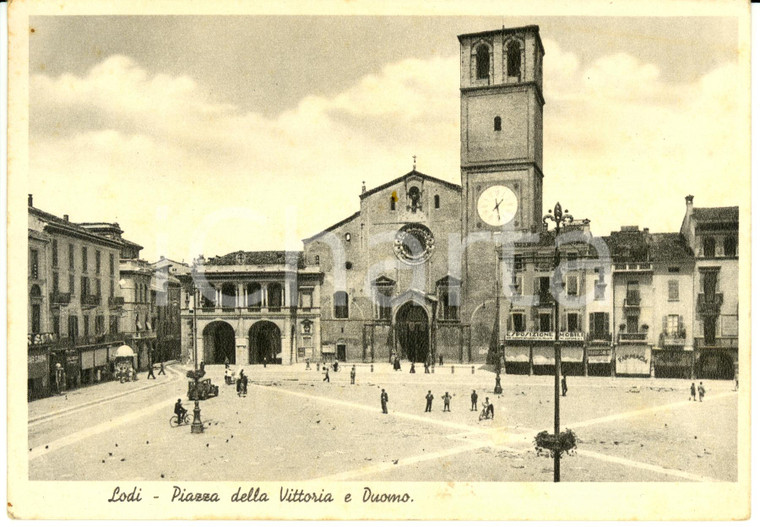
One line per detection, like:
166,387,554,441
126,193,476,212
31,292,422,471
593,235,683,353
169,412,191,427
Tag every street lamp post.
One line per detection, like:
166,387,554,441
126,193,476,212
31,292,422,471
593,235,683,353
543,202,573,482
191,285,204,434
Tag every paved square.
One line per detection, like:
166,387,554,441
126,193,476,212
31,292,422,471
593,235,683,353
29,364,737,482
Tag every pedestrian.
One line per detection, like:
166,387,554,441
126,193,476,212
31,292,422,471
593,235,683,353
494,373,502,394
158,361,166,375
689,382,696,401
410,362,416,374
224,358,230,370
236,375,242,397
323,367,330,383
394,356,401,371
425,390,434,412
424,361,430,374
442,392,452,412
333,360,339,373
350,365,356,385
734,373,738,391
241,372,248,396
439,355,444,366
380,389,389,414
471,390,478,411
698,381,705,402
147,362,156,379
55,363,63,394
263,356,267,368
306,358,311,370
561,374,567,397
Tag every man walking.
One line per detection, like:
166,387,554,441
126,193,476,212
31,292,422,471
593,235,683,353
689,382,696,401
158,361,166,375
561,374,567,397
323,366,330,383
147,362,156,379
380,389,389,414
442,392,452,412
471,390,478,411
350,365,356,385
698,381,706,402
425,390,434,412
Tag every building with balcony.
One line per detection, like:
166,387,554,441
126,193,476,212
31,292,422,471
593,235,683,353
152,258,184,362
117,241,157,371
178,251,323,365
28,197,126,399
681,196,739,379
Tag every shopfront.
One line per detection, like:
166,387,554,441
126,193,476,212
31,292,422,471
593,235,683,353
28,349,50,400
653,348,692,379
615,344,652,376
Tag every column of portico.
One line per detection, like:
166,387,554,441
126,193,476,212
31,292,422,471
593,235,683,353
235,282,248,364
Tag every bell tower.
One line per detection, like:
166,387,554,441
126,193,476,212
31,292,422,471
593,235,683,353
459,25,545,234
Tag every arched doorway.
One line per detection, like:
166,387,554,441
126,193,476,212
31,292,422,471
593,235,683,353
203,321,236,364
697,351,734,380
396,302,429,363
249,321,281,364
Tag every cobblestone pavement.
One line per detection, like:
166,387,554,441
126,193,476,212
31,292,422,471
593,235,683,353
28,363,737,482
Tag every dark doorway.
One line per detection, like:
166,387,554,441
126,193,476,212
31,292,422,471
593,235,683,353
249,321,281,364
337,344,347,362
698,351,734,380
396,302,429,363
203,321,236,364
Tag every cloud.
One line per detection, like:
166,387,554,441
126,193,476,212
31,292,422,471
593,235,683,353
29,41,745,261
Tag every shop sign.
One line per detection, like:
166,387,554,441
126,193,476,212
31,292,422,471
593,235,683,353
28,332,55,346
616,345,651,375
504,331,584,342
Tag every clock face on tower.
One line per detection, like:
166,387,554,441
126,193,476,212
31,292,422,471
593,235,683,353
477,185,518,226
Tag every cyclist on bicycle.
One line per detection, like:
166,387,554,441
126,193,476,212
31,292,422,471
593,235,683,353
174,398,187,423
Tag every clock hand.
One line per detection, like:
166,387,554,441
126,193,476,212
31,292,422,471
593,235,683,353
493,198,503,211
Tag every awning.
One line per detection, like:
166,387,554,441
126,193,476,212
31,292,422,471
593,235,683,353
616,344,651,375
532,345,583,364
504,345,529,362
114,345,136,358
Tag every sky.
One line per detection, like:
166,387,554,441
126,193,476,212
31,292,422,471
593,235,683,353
27,15,746,263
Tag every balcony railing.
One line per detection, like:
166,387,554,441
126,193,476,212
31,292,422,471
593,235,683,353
49,292,71,305
618,332,648,343
81,294,101,307
108,296,125,308
537,291,554,305
588,332,612,343
192,306,315,315
659,331,687,347
697,293,724,315
623,293,641,308
694,336,738,349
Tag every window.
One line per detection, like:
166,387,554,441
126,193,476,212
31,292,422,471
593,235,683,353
408,186,421,212
441,288,460,321
109,315,119,334
539,313,552,332
82,315,89,337
68,315,78,338
69,244,74,270
95,279,101,298
109,253,115,276
30,249,39,279
268,283,283,311
494,116,502,131
53,315,60,337
434,195,440,209
510,275,523,296
390,196,396,211
299,290,313,309
334,291,349,319
668,266,680,273
82,246,88,272
52,240,58,267
507,40,521,78
52,272,59,293
536,277,551,302
69,274,74,295
567,313,579,332
96,250,101,274
626,315,639,333
513,254,524,272
96,315,104,335
476,44,490,79
666,314,680,336
594,280,605,300
626,281,640,304
566,275,579,296
668,280,679,301
221,283,236,310
247,283,262,308
110,280,115,298
345,233,351,242
315,255,320,265
81,276,89,298
703,236,716,258
589,312,610,340
31,304,41,334
724,236,737,257
376,284,392,321
512,313,525,332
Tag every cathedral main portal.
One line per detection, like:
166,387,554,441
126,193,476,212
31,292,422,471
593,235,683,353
396,302,429,364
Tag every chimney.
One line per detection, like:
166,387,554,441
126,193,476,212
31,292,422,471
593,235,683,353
643,227,649,234
685,195,694,218
63,214,69,222
28,194,33,207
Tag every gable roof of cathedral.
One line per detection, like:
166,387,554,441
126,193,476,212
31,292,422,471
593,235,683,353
358,170,461,200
